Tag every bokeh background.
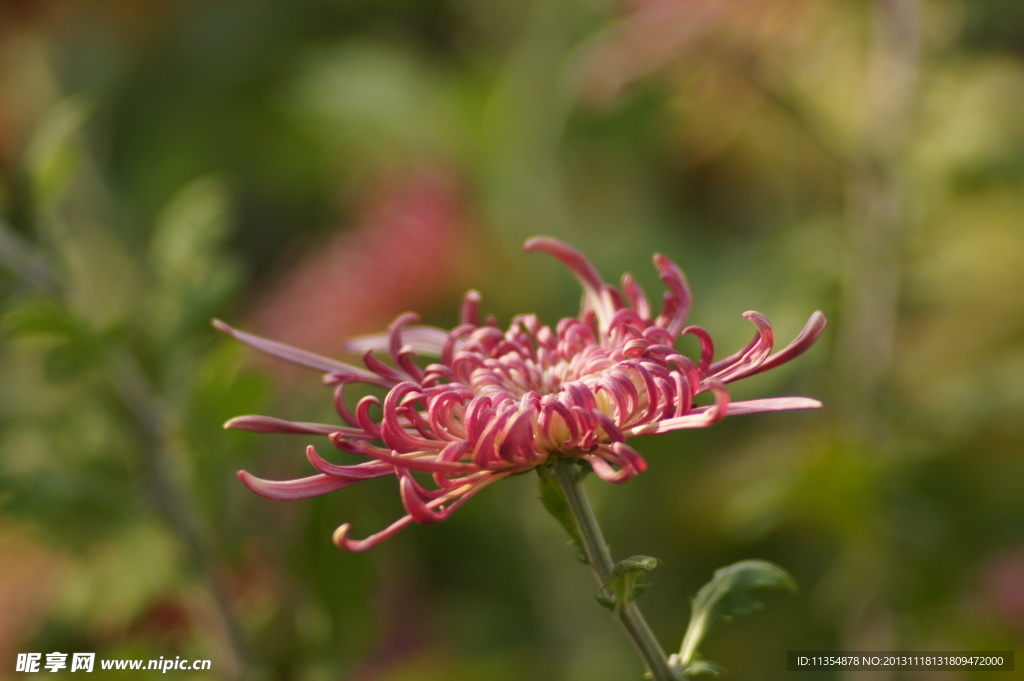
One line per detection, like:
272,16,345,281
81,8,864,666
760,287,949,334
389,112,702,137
2,1,1022,679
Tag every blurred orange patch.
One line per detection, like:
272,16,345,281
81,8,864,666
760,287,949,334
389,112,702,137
0,525,69,663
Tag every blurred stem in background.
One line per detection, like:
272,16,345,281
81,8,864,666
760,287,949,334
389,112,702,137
838,0,919,675
0,218,54,290
841,0,919,433
1,102,248,677
101,350,248,679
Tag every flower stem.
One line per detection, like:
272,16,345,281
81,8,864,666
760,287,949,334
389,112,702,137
552,458,676,681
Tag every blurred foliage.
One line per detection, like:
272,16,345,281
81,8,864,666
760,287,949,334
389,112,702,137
2,1,1023,680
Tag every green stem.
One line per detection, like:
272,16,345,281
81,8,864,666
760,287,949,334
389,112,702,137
552,458,676,681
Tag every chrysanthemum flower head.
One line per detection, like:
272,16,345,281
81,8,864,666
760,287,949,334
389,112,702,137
216,237,825,551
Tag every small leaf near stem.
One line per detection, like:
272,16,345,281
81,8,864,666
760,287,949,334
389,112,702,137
671,560,796,677
675,659,725,678
603,556,663,617
537,465,586,562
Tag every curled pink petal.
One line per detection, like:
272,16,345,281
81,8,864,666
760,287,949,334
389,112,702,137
305,445,395,479
333,518,416,552
213,319,384,384
330,436,475,474
590,455,633,483
524,237,604,298
742,310,828,377
707,311,826,382
681,325,715,374
225,415,372,438
237,470,357,500
461,290,482,326
625,396,822,436
346,324,451,357
722,396,823,415
705,311,774,383
525,236,617,330
400,474,450,523
653,253,692,337
621,273,651,320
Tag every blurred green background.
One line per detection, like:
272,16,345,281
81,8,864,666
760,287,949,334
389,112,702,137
2,0,1022,679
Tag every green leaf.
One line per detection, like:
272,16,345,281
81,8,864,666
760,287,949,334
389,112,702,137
537,466,586,562
677,659,726,678
675,560,796,669
632,582,652,599
150,175,231,283
608,556,661,602
603,555,662,617
44,341,93,384
23,96,91,205
147,176,237,341
608,555,662,581
1,296,76,337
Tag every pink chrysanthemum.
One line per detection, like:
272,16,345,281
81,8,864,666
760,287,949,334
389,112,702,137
216,237,825,551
